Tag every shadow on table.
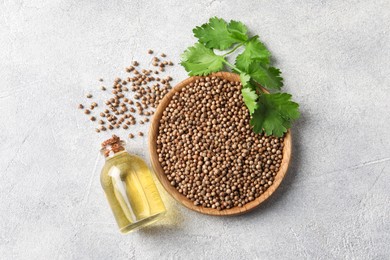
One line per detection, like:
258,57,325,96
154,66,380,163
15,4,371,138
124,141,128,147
138,196,186,235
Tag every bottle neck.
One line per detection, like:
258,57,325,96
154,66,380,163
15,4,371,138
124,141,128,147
104,150,127,161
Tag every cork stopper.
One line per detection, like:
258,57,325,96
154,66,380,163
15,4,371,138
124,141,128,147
101,135,125,158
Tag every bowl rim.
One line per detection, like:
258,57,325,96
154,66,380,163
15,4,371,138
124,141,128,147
149,71,292,216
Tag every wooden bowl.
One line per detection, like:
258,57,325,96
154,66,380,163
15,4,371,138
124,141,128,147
149,72,292,216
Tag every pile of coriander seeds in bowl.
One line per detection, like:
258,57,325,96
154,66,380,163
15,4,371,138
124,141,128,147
149,72,292,216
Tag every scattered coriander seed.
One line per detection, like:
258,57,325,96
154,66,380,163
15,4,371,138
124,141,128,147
95,128,100,133
128,133,134,139
90,116,96,121
79,49,174,134
148,49,153,54
161,53,166,57
138,132,144,137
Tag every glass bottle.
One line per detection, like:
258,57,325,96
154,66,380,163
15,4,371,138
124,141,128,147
100,135,166,233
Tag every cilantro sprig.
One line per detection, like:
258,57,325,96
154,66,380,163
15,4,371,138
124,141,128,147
180,17,300,137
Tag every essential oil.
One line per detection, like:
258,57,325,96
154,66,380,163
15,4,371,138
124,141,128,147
100,135,166,233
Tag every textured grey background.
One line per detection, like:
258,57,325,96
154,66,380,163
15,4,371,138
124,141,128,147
1,0,389,259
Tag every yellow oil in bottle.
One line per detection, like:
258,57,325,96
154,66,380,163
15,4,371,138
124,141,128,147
100,136,166,233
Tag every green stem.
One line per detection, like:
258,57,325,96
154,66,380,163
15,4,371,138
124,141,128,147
223,43,244,57
222,60,243,74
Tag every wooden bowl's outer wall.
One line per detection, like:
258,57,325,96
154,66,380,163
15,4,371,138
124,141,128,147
149,72,292,216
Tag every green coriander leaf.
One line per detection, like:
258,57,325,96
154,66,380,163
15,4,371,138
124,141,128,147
247,62,283,90
227,20,248,42
251,93,300,137
242,87,258,114
239,72,251,86
240,72,258,114
180,43,225,76
193,17,246,50
235,36,271,71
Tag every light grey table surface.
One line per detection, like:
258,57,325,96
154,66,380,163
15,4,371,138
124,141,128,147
1,0,389,259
